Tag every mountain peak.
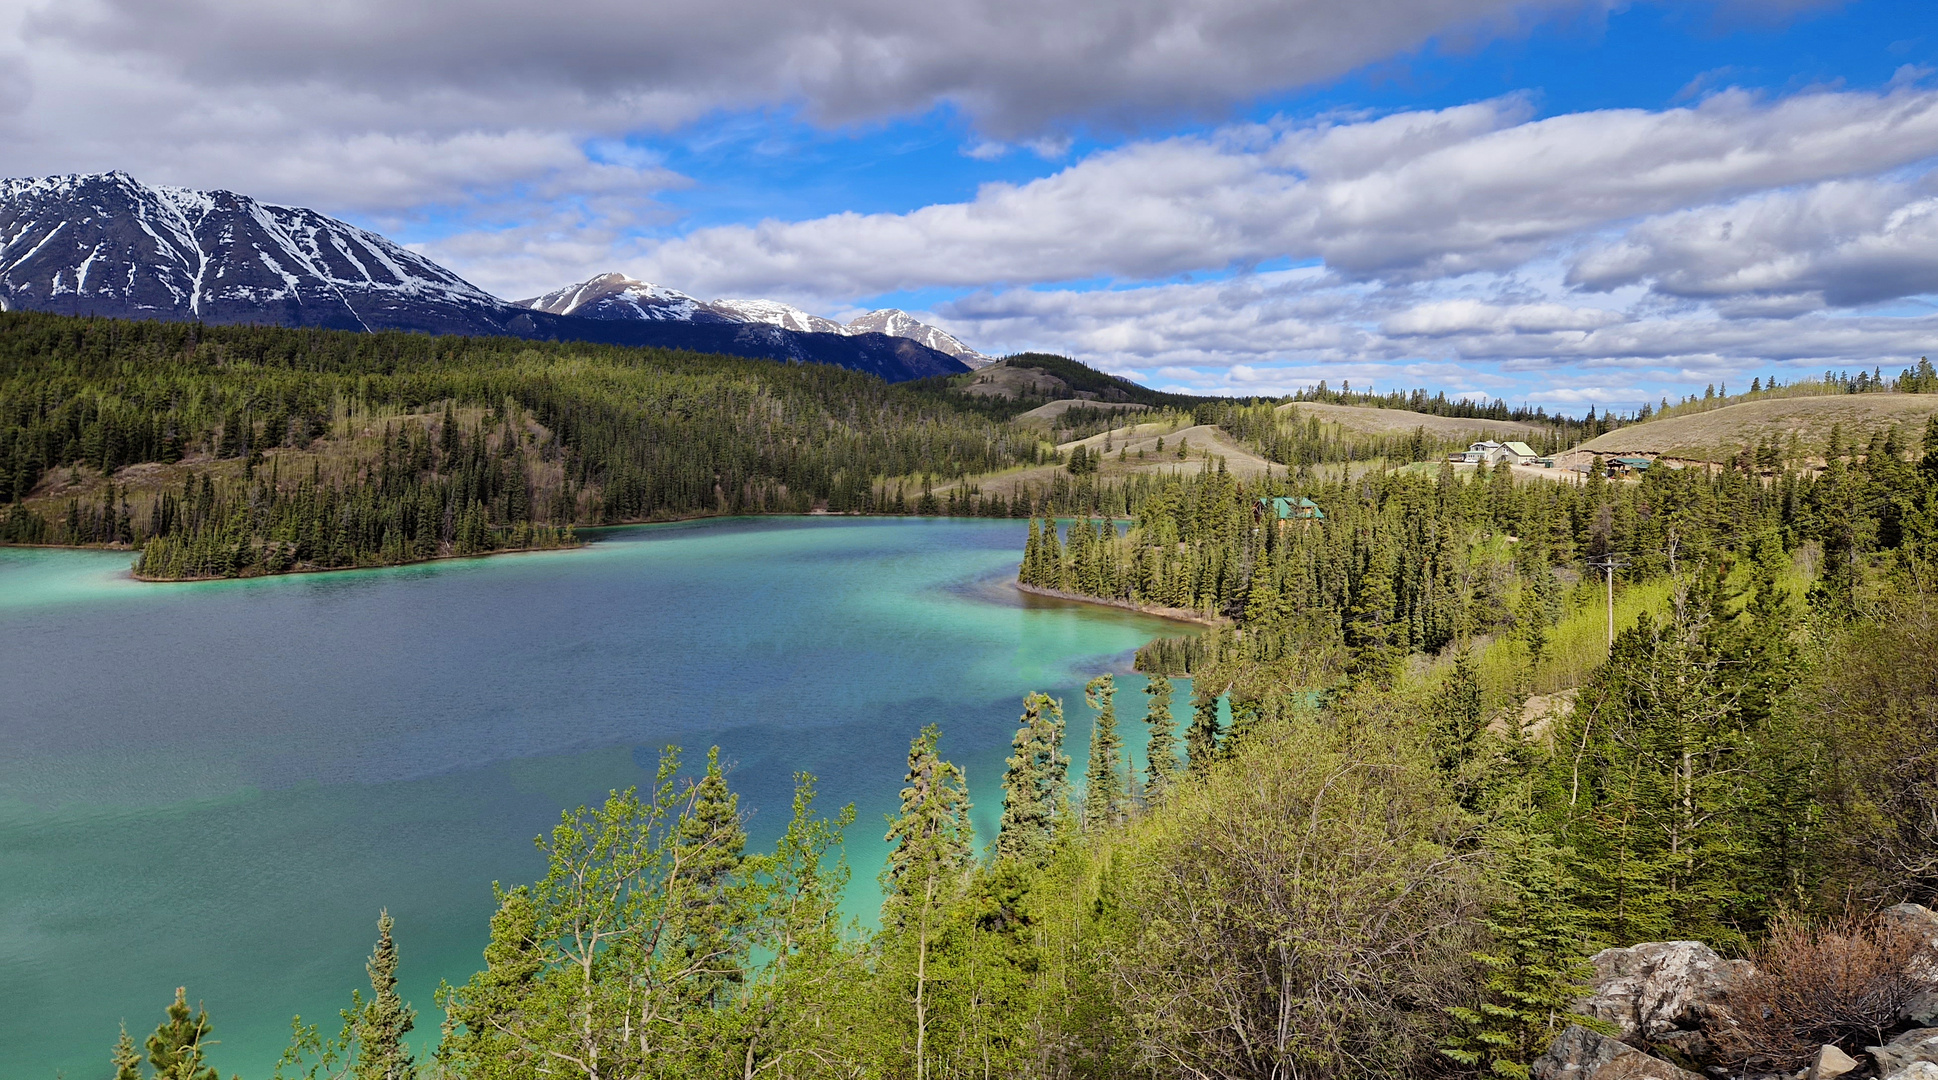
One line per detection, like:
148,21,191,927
0,170,502,333
847,308,990,365
516,274,995,365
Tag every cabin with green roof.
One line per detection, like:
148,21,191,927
1256,496,1325,524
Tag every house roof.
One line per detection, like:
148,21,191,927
1502,441,1538,457
1258,496,1325,520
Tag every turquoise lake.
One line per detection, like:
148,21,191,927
0,517,1191,1079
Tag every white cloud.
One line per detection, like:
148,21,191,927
1569,177,1938,308
23,0,1617,139
582,85,1938,302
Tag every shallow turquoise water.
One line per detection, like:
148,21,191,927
0,517,1188,1079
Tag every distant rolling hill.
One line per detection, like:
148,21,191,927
1566,394,1938,464
1277,401,1555,440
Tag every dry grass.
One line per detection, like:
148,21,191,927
1568,394,1938,465
1011,398,1150,424
1275,401,1552,440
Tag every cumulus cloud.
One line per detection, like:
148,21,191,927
593,85,1938,302
917,266,1938,406
25,0,1613,139
1569,177,1938,309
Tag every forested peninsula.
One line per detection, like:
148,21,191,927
13,312,1938,1080
0,311,1637,580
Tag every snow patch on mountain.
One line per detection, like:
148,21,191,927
0,171,503,332
847,308,990,366
708,297,851,336
517,272,994,365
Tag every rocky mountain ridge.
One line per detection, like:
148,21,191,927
517,272,993,366
0,173,968,382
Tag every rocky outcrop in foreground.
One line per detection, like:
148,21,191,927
1536,906,1938,1080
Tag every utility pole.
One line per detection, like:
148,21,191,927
1588,554,1630,650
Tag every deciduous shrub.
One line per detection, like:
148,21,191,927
1713,912,1931,1073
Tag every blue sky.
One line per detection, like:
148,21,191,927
4,0,1936,410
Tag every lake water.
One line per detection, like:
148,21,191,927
0,517,1189,1079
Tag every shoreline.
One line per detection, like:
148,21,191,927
13,510,1022,583
126,538,588,583
1013,581,1229,628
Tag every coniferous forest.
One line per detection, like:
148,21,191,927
10,311,1938,1078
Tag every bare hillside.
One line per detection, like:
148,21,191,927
1277,401,1551,440
1013,399,1150,424
1568,394,1938,463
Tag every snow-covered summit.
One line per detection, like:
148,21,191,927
847,309,990,366
0,171,505,333
515,273,733,323
516,273,994,366
708,297,851,336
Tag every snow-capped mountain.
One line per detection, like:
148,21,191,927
0,172,513,334
518,272,994,367
518,273,737,324
708,297,852,336
848,309,989,366
0,176,969,382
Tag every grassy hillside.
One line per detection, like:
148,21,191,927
1276,400,1553,440
1567,393,1938,464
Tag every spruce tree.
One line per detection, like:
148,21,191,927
353,911,415,1080
669,746,750,1005
1081,675,1126,827
882,725,974,921
880,725,974,1080
1444,823,1606,1078
113,1023,142,1080
1435,647,1485,776
995,693,1068,865
1185,677,1223,773
1141,674,1179,800
146,987,217,1080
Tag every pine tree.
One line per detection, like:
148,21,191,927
995,693,1069,865
1435,647,1485,776
353,911,415,1080
880,725,974,1080
146,987,218,1080
669,746,750,1005
1081,675,1126,827
1444,824,1608,1079
1185,676,1223,773
883,725,973,920
1142,674,1179,800
113,1023,142,1080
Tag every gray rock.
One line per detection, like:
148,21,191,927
1883,1063,1938,1080
1532,1024,1704,1080
1579,941,1755,1041
1806,1043,1860,1080
1904,990,1938,1027
1870,1028,1938,1075
1883,903,1938,948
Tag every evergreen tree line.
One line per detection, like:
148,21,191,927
1208,400,1579,464
0,312,1048,568
1284,378,1635,435
130,408,575,579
